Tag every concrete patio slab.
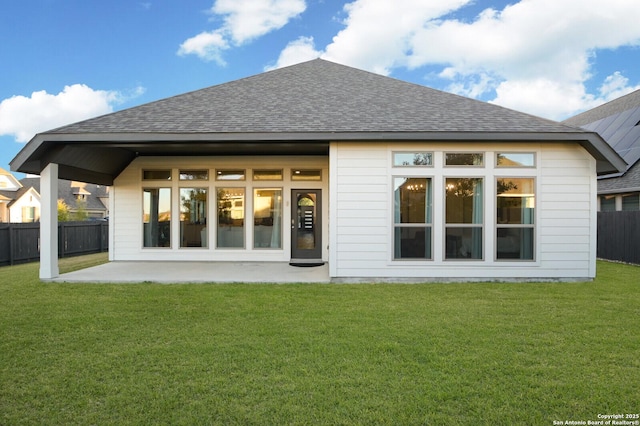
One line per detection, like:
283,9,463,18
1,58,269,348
51,261,330,284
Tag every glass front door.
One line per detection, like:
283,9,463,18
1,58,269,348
291,190,322,260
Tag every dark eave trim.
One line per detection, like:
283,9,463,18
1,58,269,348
11,129,627,178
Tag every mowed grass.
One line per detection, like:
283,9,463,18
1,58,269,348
1,257,638,425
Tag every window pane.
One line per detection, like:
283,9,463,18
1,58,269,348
394,178,431,224
622,194,639,211
180,188,207,248
216,170,245,181
445,153,484,166
291,169,322,181
445,227,482,259
143,170,171,180
394,227,432,259
497,228,534,260
22,206,36,222
217,188,244,248
497,178,535,224
143,188,171,247
393,152,433,166
253,169,283,181
254,189,283,249
497,153,535,167
600,196,616,212
445,178,483,224
179,170,208,180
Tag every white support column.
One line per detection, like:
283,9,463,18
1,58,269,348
40,163,59,280
108,185,115,261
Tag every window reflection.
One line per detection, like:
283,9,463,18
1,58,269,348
496,178,534,260
217,188,244,248
180,188,207,248
254,189,282,249
445,178,483,259
393,177,432,259
143,188,171,247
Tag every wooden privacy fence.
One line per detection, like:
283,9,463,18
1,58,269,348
597,211,640,265
0,221,108,267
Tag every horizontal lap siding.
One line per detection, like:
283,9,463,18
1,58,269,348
538,144,594,268
112,165,142,260
333,142,596,280
334,144,389,275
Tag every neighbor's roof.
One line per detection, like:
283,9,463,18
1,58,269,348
564,89,640,172
564,89,640,191
11,59,625,185
598,160,640,194
15,177,109,211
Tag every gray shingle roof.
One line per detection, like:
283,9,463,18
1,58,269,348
14,178,108,211
11,59,625,184
51,59,580,135
598,161,640,193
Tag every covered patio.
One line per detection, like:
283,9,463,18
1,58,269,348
52,261,330,284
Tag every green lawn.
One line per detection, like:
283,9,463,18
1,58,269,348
1,257,638,425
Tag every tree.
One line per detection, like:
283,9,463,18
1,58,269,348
58,200,70,222
73,199,89,221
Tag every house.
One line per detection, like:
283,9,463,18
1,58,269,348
0,167,23,222
10,59,625,281
0,168,109,223
563,89,640,211
18,177,110,221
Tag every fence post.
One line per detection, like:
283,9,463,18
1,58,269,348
99,222,105,252
8,224,14,266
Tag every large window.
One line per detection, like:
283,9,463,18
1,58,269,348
254,188,283,249
180,188,207,248
143,188,171,247
393,177,432,259
445,178,483,259
496,178,535,260
217,188,245,248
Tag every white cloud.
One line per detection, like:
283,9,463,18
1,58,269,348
272,0,640,119
213,0,306,44
0,84,137,143
179,0,305,62
178,30,228,65
323,0,471,75
265,36,321,71
597,72,640,103
406,0,640,118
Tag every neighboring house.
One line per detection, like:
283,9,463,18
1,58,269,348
8,185,41,223
0,168,109,223
10,59,625,281
563,89,640,211
0,167,23,222
19,177,109,220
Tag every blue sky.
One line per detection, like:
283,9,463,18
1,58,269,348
2,0,640,175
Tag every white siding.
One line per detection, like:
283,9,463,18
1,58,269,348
112,156,328,262
9,188,40,223
111,142,598,281
331,141,597,281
